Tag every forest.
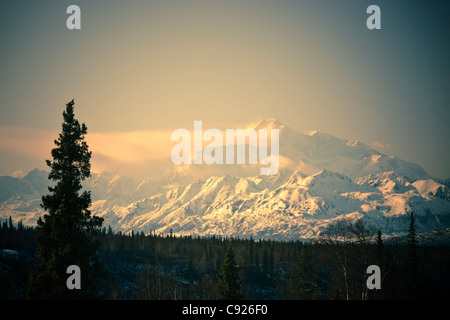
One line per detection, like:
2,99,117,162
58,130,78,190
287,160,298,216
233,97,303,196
1,217,450,300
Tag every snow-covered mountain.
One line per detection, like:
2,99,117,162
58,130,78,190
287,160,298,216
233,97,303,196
87,168,450,240
1,119,448,240
252,118,430,180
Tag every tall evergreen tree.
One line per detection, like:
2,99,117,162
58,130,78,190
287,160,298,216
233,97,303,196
405,210,419,298
217,245,244,300
8,216,14,230
373,229,399,299
375,230,384,266
27,100,105,299
248,236,254,266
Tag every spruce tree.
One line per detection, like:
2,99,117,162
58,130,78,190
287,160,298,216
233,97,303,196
405,210,419,298
27,100,105,299
374,229,399,299
375,230,384,265
217,245,244,299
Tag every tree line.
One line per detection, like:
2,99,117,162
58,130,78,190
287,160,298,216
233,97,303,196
2,215,450,300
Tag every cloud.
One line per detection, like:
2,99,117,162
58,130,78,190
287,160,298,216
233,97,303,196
11,169,26,178
0,126,174,176
370,141,392,150
0,124,284,178
86,130,173,163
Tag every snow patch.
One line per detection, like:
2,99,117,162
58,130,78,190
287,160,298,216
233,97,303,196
304,130,317,136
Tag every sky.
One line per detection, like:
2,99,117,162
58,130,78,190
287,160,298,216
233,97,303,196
0,0,449,179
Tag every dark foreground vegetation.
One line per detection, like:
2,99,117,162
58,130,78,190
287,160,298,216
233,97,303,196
1,219,450,300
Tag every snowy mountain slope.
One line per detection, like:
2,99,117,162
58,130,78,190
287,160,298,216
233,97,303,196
251,118,430,180
0,169,170,226
88,168,450,240
1,118,448,240
412,179,450,201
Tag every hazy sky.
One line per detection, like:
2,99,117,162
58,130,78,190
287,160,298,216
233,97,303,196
0,0,449,178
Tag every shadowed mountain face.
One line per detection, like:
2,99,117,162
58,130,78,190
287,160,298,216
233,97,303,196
1,119,448,240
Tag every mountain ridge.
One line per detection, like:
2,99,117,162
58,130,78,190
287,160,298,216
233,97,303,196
1,119,448,241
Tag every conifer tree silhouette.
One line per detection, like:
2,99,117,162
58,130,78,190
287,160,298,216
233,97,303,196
217,245,244,299
27,100,105,299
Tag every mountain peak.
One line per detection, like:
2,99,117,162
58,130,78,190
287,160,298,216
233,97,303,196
249,118,285,130
313,168,349,180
